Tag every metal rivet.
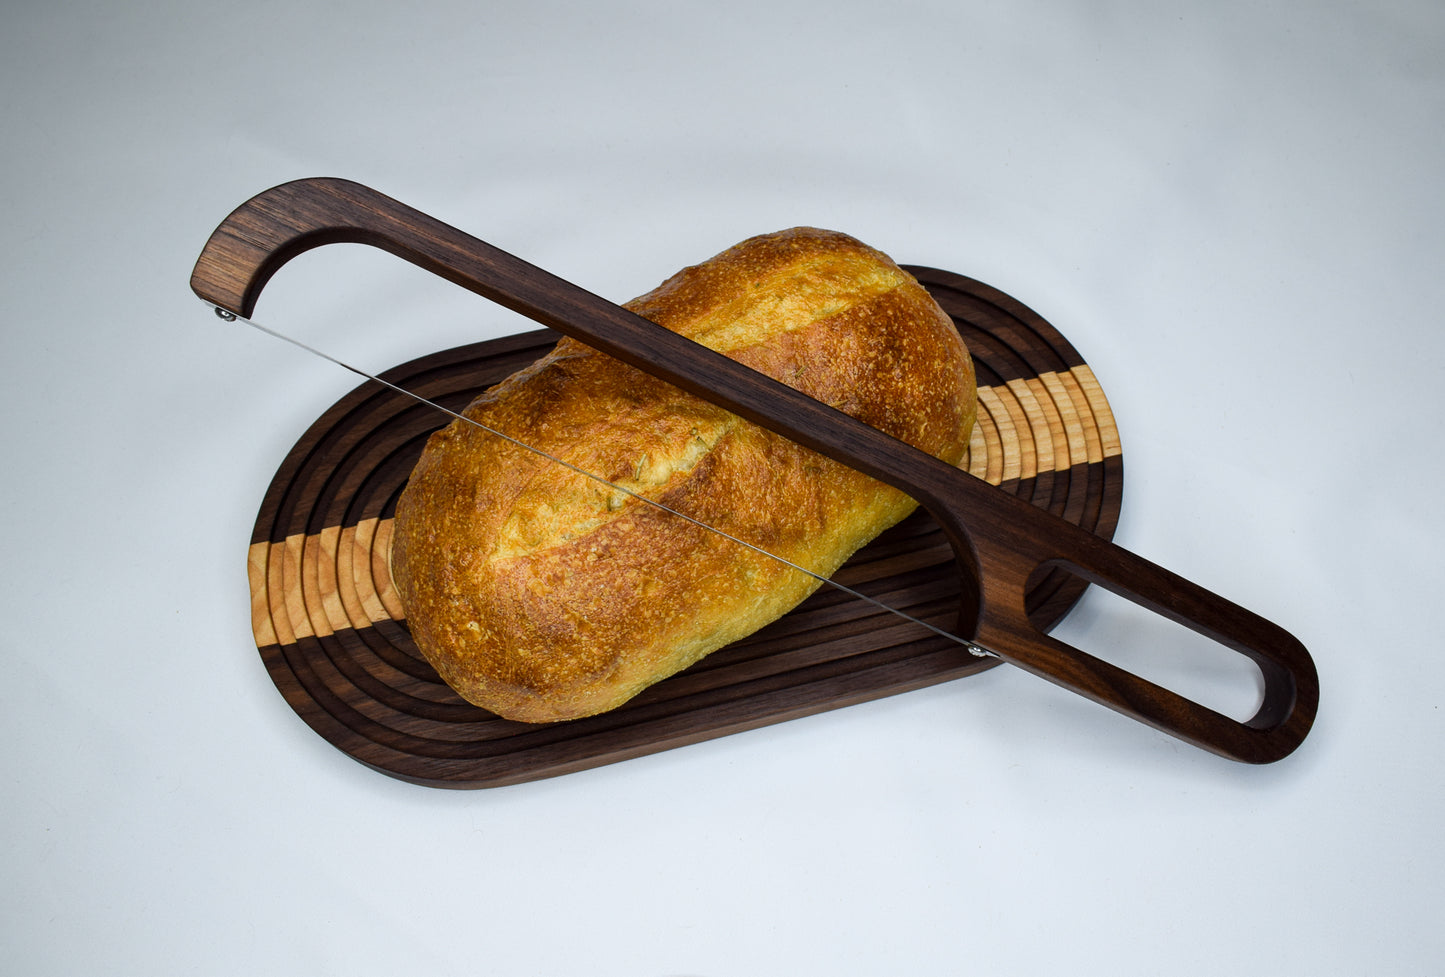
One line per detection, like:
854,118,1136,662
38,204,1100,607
214,307,238,321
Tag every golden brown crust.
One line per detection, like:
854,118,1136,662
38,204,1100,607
390,227,976,722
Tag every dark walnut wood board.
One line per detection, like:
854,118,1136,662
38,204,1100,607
247,267,1124,788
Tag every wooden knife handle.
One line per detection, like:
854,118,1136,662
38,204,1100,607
192,177,1318,763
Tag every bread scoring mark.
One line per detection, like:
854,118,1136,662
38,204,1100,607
488,418,729,561
678,257,907,355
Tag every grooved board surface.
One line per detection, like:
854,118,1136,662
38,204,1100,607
247,267,1123,787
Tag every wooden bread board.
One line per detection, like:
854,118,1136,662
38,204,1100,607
246,267,1123,788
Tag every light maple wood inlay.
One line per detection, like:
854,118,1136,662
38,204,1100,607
248,540,276,649
372,517,404,621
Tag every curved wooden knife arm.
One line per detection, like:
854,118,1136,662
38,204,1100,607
191,177,1318,763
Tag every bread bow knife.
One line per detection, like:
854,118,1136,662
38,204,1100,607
192,177,1318,763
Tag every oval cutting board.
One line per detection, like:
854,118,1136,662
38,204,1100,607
245,267,1123,788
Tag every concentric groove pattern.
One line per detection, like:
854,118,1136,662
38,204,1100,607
246,268,1123,787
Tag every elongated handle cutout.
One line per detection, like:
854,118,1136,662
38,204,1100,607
968,521,1317,763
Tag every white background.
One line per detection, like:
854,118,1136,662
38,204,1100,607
3,1,1442,974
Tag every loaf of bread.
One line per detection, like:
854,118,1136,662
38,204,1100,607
390,227,976,722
